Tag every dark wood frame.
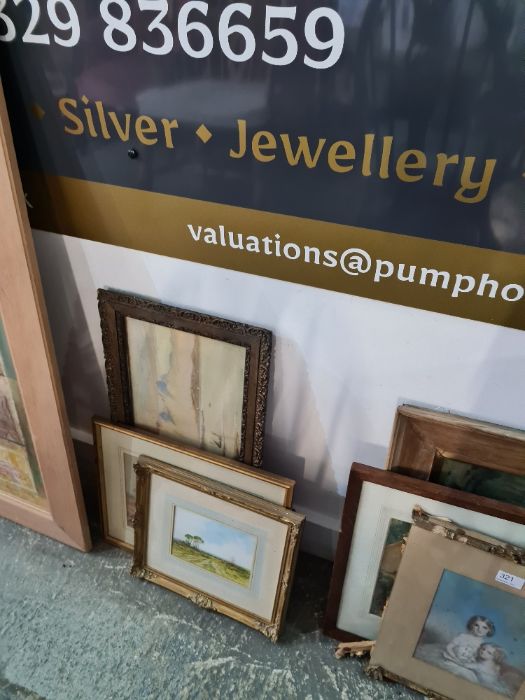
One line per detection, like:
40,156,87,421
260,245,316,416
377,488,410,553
0,84,90,550
387,405,525,480
323,463,525,643
131,455,304,641
98,289,272,467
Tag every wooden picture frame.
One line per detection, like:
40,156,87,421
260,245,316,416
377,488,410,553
369,514,525,700
0,84,90,550
98,289,272,467
323,463,525,643
131,456,304,641
386,406,525,507
94,418,295,552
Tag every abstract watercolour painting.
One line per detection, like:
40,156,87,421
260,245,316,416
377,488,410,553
127,318,246,460
98,290,272,467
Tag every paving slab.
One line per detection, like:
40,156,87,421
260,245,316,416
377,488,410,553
0,518,418,700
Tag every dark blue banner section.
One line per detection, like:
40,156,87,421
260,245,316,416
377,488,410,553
1,0,523,254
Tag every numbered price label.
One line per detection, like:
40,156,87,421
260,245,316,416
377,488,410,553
0,0,345,70
495,570,525,591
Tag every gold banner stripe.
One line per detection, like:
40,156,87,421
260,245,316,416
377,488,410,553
24,172,525,331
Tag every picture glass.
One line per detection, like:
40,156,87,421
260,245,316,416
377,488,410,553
0,319,46,507
369,518,411,616
171,506,257,588
147,472,288,621
126,318,247,460
431,459,525,508
414,570,525,698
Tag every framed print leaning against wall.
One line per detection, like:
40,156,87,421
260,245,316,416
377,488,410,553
94,418,295,551
98,289,272,467
132,456,304,641
0,83,90,550
323,464,525,643
370,514,525,700
387,405,525,507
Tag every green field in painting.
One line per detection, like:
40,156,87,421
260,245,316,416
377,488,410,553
171,540,251,587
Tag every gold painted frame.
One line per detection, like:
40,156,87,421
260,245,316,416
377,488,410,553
94,418,295,552
0,84,90,550
369,513,525,700
131,456,304,641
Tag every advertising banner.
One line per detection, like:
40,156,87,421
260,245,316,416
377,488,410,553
1,0,524,328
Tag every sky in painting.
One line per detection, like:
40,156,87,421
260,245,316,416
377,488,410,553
172,507,257,571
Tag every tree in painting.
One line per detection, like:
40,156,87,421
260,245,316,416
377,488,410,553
184,534,204,550
173,508,256,588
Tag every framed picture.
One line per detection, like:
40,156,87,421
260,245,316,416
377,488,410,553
323,463,525,643
131,456,304,641
387,405,525,507
369,514,525,700
98,289,272,467
0,84,90,550
94,418,295,551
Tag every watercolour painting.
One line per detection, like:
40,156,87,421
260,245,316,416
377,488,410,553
0,83,89,549
0,320,24,447
369,518,411,616
98,290,272,467
126,317,246,460
0,389,23,445
123,451,136,527
132,456,304,640
414,571,525,698
171,506,257,588
0,319,45,507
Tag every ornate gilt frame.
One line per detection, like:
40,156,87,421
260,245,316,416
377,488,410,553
131,456,304,641
98,289,272,467
0,84,90,550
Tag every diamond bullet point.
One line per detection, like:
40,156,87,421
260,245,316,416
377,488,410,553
31,103,46,120
196,125,212,143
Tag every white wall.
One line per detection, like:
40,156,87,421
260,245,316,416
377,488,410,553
33,229,525,559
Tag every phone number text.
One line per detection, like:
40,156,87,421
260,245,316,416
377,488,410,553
0,0,346,69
